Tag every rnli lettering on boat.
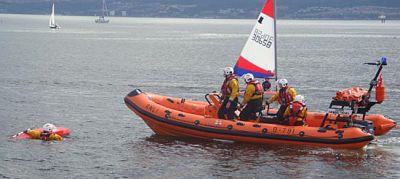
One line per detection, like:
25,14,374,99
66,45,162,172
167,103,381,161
145,104,159,113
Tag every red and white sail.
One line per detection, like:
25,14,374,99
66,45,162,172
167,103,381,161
234,0,276,78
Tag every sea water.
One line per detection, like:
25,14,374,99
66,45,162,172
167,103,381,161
0,14,399,178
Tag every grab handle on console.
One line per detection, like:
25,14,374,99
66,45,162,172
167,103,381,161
205,93,221,108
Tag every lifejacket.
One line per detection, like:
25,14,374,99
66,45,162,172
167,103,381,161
288,101,306,126
40,131,51,141
220,75,238,98
278,87,293,105
249,80,263,97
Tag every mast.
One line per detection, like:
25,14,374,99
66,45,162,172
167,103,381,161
273,0,277,82
49,3,52,27
102,0,108,17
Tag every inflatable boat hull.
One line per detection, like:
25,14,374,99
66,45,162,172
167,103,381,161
124,89,382,149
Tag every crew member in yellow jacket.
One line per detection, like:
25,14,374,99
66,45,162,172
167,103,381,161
218,67,239,120
283,95,308,126
24,123,63,141
266,79,297,119
239,73,263,121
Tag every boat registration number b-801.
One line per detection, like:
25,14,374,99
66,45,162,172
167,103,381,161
272,127,295,135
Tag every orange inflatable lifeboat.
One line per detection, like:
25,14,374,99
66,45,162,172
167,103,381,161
124,89,393,149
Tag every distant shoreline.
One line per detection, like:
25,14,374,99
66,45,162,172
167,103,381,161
1,13,399,21
2,0,400,20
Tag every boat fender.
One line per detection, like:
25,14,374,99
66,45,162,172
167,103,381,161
253,124,261,128
236,122,244,126
167,98,174,103
165,110,171,119
227,125,233,130
299,131,305,137
194,120,200,126
262,128,268,134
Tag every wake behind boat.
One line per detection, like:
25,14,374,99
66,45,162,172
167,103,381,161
124,0,396,149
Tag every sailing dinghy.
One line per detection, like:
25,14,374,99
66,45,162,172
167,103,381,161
124,0,396,149
49,1,60,29
234,0,276,79
95,0,110,23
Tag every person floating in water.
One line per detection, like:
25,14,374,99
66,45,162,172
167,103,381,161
23,123,63,141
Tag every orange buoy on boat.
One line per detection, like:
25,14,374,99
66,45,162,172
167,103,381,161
375,73,385,103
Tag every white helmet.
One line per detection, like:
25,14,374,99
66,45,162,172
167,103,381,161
294,95,305,103
223,67,234,77
43,123,56,132
277,79,288,88
242,73,254,83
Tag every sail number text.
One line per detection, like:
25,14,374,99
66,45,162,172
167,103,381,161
251,29,274,48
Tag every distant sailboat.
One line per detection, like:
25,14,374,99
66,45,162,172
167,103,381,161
95,0,110,23
378,15,386,23
49,1,60,29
